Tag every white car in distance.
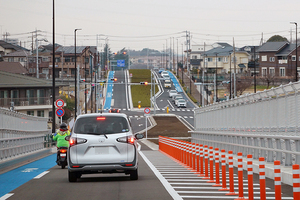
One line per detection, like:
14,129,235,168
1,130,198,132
169,90,178,98
176,99,187,108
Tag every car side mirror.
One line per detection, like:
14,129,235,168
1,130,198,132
65,136,70,141
135,133,144,140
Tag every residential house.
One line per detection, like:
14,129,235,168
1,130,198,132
189,44,213,70
257,41,300,80
2,50,30,69
0,71,67,127
0,40,29,61
202,43,250,74
240,46,260,76
0,62,28,74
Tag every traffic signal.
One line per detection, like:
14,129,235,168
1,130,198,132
122,52,127,55
110,78,117,81
140,82,148,85
138,101,141,109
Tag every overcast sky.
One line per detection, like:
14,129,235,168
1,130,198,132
1,0,300,52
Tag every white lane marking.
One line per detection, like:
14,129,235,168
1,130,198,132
184,116,188,118
111,99,114,106
139,151,183,200
187,109,191,111
34,171,49,179
167,100,174,109
137,143,141,151
0,194,14,200
189,116,193,118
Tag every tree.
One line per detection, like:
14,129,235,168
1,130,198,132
267,35,288,42
260,74,276,89
226,78,252,96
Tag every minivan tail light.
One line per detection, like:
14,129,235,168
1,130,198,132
97,117,106,120
116,136,135,145
69,137,87,146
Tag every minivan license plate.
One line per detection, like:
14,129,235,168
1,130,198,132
95,147,109,155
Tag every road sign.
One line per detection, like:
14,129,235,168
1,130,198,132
117,60,125,67
144,107,150,114
55,99,65,108
56,108,65,117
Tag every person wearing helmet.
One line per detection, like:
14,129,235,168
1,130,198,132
53,123,71,163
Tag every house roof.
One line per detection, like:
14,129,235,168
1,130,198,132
0,62,28,74
0,40,29,52
257,41,288,52
56,46,87,54
275,43,299,56
3,50,30,57
205,44,245,57
0,70,67,89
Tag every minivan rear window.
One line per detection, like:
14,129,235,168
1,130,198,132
74,116,130,135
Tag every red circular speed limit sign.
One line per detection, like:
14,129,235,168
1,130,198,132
144,107,150,114
55,99,65,108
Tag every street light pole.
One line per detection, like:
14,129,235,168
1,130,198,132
52,0,56,133
74,28,81,119
291,22,298,82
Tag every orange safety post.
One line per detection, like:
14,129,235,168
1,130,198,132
213,148,222,187
183,141,187,165
179,141,184,163
219,149,229,191
226,150,238,195
234,152,246,200
293,164,300,200
186,142,190,168
274,160,281,200
189,143,193,169
247,154,254,200
195,144,200,174
199,144,205,177
259,157,266,200
203,145,210,179
207,146,216,183
192,143,196,171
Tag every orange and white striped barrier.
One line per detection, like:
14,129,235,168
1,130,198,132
199,144,204,177
274,160,281,200
203,145,210,179
226,150,238,195
259,157,266,200
213,148,221,187
192,143,196,171
234,152,246,200
195,144,200,174
208,146,215,183
293,164,300,200
247,154,253,200
219,149,229,191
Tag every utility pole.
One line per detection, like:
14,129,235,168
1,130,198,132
233,37,237,98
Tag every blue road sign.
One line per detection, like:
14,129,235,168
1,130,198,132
56,108,64,117
117,60,125,67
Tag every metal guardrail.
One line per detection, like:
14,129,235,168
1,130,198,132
190,131,300,166
0,134,54,162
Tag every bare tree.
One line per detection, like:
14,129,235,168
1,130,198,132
260,74,276,89
226,78,252,96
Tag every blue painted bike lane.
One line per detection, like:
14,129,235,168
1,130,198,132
103,71,115,110
167,71,183,93
0,154,56,198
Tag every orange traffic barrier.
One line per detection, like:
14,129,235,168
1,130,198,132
226,150,238,195
207,146,215,183
293,164,300,200
203,145,210,179
259,157,266,200
274,160,281,200
247,154,253,200
213,148,221,187
195,144,200,174
199,144,204,177
219,149,229,191
234,152,246,200
192,143,196,171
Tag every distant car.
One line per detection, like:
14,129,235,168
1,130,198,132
153,67,159,71
158,68,165,74
172,94,182,102
161,71,169,78
173,95,184,104
164,79,172,88
176,99,187,108
109,108,120,113
169,90,178,98
163,74,170,81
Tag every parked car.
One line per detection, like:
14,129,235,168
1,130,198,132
169,90,178,98
164,79,172,88
67,113,144,182
176,99,187,108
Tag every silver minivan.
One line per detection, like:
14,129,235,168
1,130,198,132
67,113,143,182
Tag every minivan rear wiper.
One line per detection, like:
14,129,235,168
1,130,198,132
103,133,108,139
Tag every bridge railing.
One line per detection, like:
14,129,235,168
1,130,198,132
194,81,300,135
190,131,300,166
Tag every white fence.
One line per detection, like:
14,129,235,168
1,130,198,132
192,81,300,166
